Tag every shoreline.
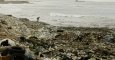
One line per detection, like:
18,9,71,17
0,14,115,60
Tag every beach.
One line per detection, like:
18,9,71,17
0,1,115,59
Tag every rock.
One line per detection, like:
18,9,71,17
7,26,12,29
0,39,16,46
19,18,30,22
19,36,27,42
5,15,13,17
88,58,96,60
58,49,64,53
28,36,38,40
8,46,26,55
0,20,7,25
61,54,73,60
103,34,115,43
25,47,35,59
80,56,90,60
57,29,64,32
0,15,31,38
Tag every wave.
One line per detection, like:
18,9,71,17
50,13,85,18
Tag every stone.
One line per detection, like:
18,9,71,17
103,34,114,43
19,18,29,22
88,58,96,60
0,39,16,46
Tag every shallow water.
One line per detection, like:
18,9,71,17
0,0,115,27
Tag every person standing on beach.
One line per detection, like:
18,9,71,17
37,17,40,22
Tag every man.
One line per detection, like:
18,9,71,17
37,17,40,22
